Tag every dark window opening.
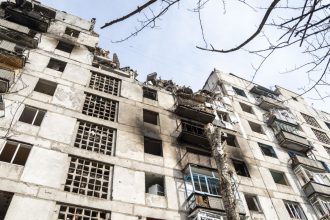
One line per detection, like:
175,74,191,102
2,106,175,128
222,134,238,147
34,79,57,96
259,143,277,158
0,140,32,166
270,170,288,185
143,109,159,125
64,27,80,38
57,204,111,220
0,191,13,219
145,173,165,196
47,58,67,72
56,41,74,53
186,147,211,157
233,87,247,97
143,87,157,100
240,102,253,114
248,121,264,134
245,194,262,212
144,137,162,157
19,106,46,126
232,159,250,177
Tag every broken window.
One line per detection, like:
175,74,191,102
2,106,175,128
74,121,116,156
284,200,306,219
82,93,118,122
19,106,46,126
312,128,330,144
222,134,238,147
56,41,74,53
143,109,159,125
258,143,277,158
233,87,247,97
143,87,157,100
57,204,111,220
0,191,13,219
248,121,264,134
64,27,80,38
145,173,165,196
232,159,250,177
0,140,32,166
144,137,162,157
64,157,112,199
47,58,67,72
301,113,321,128
34,79,57,96
240,102,254,114
89,72,121,96
270,170,289,185
244,194,262,212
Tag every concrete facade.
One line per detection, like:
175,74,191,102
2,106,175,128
0,1,330,220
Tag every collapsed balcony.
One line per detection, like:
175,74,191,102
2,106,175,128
184,165,246,217
0,68,15,93
265,109,298,126
272,121,312,153
257,96,285,111
178,120,210,148
1,2,55,33
0,40,28,68
175,92,215,124
0,20,39,48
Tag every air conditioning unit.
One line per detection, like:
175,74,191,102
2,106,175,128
148,184,164,196
0,68,15,93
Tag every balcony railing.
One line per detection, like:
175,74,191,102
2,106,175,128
0,40,28,68
0,25,38,49
0,68,15,93
276,130,312,153
257,96,285,111
178,121,210,148
180,151,214,170
187,192,246,215
303,181,330,198
291,155,325,171
175,96,215,124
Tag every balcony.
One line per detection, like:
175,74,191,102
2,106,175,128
175,96,215,124
1,2,56,33
0,68,15,93
0,40,28,68
291,155,325,171
257,96,285,111
303,181,330,198
250,85,279,97
0,22,39,48
181,151,214,170
266,109,298,126
276,130,311,153
187,193,246,215
178,121,210,148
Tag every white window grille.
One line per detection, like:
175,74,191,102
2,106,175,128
64,157,112,199
284,200,306,219
74,121,116,156
57,204,111,220
82,93,118,121
89,72,120,96
19,105,46,126
311,128,330,144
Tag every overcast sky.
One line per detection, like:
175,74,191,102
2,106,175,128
41,0,330,113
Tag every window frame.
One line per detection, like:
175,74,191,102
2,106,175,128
0,140,32,166
232,159,250,177
258,143,277,158
47,58,67,72
244,194,263,213
143,87,158,101
18,105,46,126
144,136,163,157
143,109,159,125
233,87,247,97
55,41,74,53
34,78,57,96
270,170,289,185
239,102,254,114
248,121,264,134
284,200,306,219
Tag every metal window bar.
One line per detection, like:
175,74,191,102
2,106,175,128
312,128,330,144
301,113,321,128
74,121,116,156
89,72,120,96
181,121,205,137
143,87,157,100
82,93,118,121
57,204,111,220
64,157,112,199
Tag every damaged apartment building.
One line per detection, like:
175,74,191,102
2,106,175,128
2,1,330,220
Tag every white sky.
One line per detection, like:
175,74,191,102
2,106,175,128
41,0,330,113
